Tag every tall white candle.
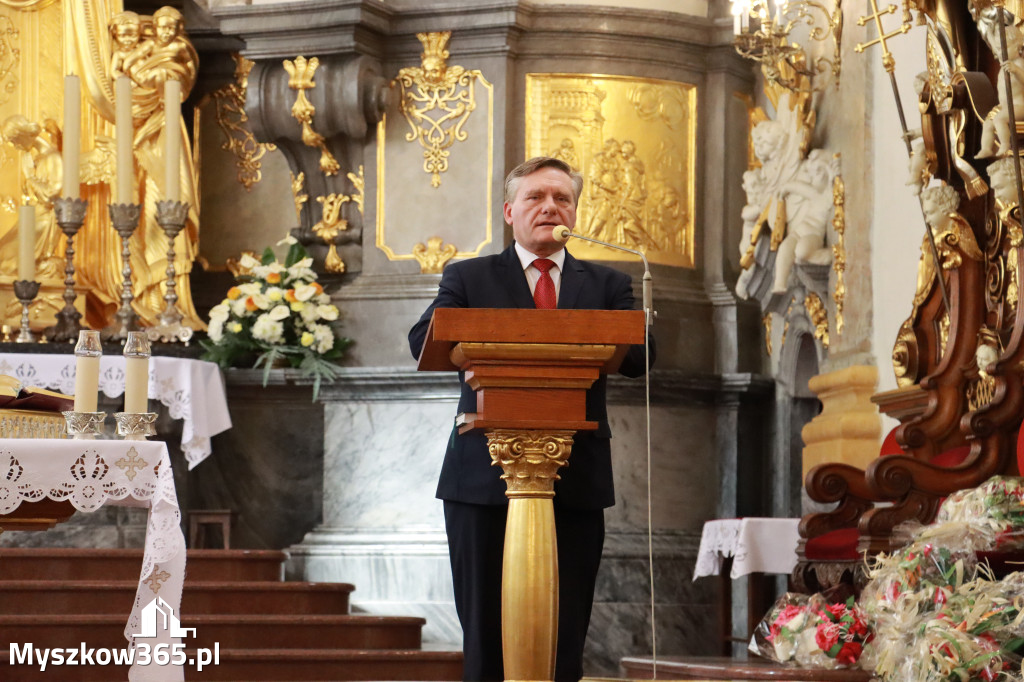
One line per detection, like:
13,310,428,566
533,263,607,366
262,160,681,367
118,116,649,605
164,78,181,203
63,75,81,199
73,330,101,413
115,76,134,205
17,206,35,281
123,332,150,414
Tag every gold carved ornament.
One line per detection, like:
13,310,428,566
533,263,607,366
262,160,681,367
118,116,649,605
312,194,349,274
310,167,363,274
0,12,18,108
486,430,575,497
290,171,308,223
805,292,829,349
831,162,846,336
892,320,918,387
283,56,339,176
395,32,480,188
763,313,773,355
413,236,457,274
207,53,276,191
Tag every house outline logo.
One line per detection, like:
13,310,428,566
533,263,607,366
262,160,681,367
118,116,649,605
133,597,197,639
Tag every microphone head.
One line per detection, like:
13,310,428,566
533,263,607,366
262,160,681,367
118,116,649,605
552,225,571,243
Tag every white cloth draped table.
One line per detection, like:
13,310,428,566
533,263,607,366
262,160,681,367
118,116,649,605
693,517,801,580
0,438,185,681
0,354,231,469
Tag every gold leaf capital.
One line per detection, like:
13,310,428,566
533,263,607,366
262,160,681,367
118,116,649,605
487,430,575,497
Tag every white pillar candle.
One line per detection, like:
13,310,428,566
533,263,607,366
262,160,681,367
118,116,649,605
63,74,81,199
123,331,150,414
164,78,181,203
73,330,101,413
115,76,134,205
17,205,35,281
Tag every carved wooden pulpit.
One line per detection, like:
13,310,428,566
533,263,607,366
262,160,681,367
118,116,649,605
418,307,645,682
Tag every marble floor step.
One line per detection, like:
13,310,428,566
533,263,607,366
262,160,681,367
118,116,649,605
0,580,354,615
0,548,286,582
0,614,426,651
1,648,464,681
619,655,872,680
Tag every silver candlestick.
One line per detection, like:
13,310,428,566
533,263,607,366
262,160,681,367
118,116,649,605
114,412,157,440
62,411,106,439
101,202,143,342
146,200,193,344
47,197,88,343
12,279,40,343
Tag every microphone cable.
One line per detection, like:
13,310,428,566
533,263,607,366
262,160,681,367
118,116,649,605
554,226,659,676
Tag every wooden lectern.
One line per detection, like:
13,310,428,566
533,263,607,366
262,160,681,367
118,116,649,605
418,308,645,682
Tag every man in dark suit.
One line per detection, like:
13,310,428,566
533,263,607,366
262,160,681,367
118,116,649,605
409,156,653,682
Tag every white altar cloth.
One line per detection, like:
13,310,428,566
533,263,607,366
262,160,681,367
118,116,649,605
0,438,185,681
0,353,231,469
693,517,801,580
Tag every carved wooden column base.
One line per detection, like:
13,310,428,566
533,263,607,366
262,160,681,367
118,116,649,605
488,428,575,682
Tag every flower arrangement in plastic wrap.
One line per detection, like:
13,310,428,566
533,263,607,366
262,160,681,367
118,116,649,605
200,238,352,398
751,593,872,668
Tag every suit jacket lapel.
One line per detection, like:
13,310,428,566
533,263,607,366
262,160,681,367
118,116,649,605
558,250,585,309
500,243,535,308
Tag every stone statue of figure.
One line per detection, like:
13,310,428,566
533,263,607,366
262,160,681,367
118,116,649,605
771,150,836,293
106,7,204,329
974,6,1024,159
910,182,983,310
0,115,65,280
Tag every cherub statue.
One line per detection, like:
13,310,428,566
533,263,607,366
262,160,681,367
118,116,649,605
909,182,983,310
973,6,1024,159
771,150,837,293
109,11,151,79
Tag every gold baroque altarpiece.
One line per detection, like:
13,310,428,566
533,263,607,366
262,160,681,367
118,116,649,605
526,73,697,269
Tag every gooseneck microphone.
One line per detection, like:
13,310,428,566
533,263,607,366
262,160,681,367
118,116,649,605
552,225,655,325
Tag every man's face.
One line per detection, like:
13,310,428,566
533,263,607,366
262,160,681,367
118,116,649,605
504,166,576,257
155,15,178,46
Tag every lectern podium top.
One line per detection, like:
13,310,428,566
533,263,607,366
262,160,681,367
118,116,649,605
416,308,645,372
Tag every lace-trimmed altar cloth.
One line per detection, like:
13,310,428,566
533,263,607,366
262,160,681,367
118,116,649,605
0,354,231,469
693,517,801,580
0,438,185,682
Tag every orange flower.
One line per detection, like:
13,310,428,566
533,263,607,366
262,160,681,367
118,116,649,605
285,289,297,302
266,272,282,284
245,296,259,312
311,282,323,295
227,286,242,300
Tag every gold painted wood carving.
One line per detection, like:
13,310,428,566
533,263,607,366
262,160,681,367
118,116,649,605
805,292,830,349
526,73,697,268
831,163,846,336
487,429,575,496
395,32,480,189
290,171,308,223
0,13,19,107
313,193,349,273
413,236,457,274
209,53,276,191
283,55,339,176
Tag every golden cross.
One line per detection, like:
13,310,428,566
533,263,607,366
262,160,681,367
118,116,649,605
115,446,147,482
855,0,910,73
143,569,172,594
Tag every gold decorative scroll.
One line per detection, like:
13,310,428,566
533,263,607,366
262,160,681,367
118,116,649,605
283,55,339,176
347,165,364,215
208,53,276,191
805,292,830,348
395,32,481,188
376,72,494,264
526,73,697,268
763,313,773,355
413,236,457,274
831,163,846,336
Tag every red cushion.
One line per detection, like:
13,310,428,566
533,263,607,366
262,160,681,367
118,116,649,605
804,527,859,561
931,445,970,469
879,426,902,457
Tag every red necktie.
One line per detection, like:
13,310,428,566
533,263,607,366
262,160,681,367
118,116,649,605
533,259,556,309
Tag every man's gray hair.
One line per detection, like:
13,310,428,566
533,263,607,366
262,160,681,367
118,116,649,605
504,156,584,206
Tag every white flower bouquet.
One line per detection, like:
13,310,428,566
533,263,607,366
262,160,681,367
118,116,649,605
200,240,351,398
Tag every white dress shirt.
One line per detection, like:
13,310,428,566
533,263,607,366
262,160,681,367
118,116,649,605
514,242,565,305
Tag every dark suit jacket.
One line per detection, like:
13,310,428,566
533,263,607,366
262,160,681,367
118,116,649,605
408,243,653,510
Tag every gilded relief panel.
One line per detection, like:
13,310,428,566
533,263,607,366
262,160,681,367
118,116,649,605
526,73,697,268
0,0,62,268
